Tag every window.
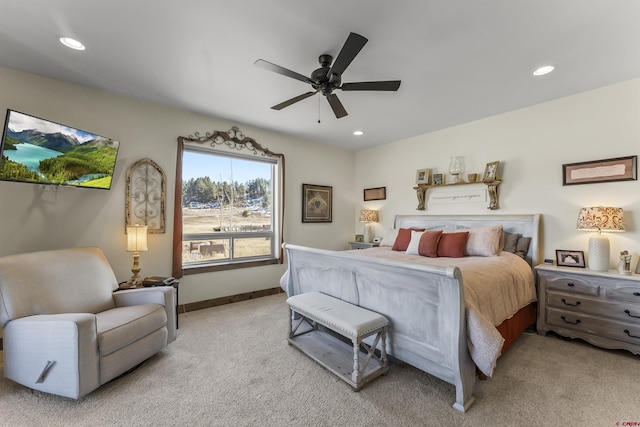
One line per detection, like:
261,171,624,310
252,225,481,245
173,127,284,276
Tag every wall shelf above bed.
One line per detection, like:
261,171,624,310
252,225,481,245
413,180,501,211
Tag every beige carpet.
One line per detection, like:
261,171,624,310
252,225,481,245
1,293,638,426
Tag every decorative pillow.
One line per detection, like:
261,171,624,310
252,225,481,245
380,228,399,247
437,231,469,258
503,232,521,253
405,230,426,255
465,225,503,257
418,230,443,258
392,228,425,251
514,236,532,259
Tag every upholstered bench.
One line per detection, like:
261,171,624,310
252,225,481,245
286,291,389,390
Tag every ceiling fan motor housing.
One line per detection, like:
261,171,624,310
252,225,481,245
311,55,341,96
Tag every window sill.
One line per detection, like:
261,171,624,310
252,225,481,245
182,258,279,275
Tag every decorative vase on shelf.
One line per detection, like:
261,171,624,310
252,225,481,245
449,156,465,183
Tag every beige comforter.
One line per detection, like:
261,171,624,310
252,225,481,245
347,247,537,376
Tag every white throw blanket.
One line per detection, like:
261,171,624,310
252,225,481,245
343,247,537,376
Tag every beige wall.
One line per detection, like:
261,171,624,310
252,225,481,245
0,66,356,305
355,78,640,268
1,65,639,312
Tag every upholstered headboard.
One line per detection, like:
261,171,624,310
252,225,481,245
393,214,541,267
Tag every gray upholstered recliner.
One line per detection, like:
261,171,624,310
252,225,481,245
0,247,176,399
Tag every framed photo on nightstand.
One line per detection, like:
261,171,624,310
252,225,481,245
556,250,585,268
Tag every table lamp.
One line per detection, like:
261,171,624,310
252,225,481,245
126,224,148,285
359,209,378,243
577,207,624,271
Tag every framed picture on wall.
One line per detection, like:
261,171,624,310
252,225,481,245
302,183,332,223
363,187,386,201
562,155,637,185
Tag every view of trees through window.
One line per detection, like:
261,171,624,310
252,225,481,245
182,149,275,265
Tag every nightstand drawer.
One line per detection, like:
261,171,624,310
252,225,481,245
547,291,640,324
348,242,379,250
547,308,640,345
543,274,600,296
605,284,640,303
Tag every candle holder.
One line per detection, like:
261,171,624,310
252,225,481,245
449,156,465,183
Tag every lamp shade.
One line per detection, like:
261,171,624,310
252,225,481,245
577,207,623,272
576,207,625,232
126,224,148,252
359,209,378,223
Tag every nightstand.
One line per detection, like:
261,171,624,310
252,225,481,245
348,242,380,250
535,265,640,355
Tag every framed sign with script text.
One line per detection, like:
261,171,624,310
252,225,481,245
563,156,637,185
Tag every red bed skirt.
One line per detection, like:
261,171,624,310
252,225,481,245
497,301,537,355
477,302,537,379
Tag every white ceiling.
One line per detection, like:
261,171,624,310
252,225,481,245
0,1,638,151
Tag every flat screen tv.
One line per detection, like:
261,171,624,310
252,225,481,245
0,109,120,190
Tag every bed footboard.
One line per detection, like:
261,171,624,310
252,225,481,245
281,243,476,412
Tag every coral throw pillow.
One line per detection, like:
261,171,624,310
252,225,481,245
418,230,443,258
392,228,425,251
437,232,469,258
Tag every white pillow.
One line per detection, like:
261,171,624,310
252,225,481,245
466,225,503,256
405,230,425,255
380,228,399,247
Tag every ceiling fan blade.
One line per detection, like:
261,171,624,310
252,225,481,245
254,59,311,84
327,32,368,78
271,91,318,110
326,94,348,118
341,80,401,91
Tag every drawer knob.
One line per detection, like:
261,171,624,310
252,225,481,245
634,292,640,297
567,283,575,287
624,329,640,340
624,309,640,319
561,316,581,325
561,298,581,307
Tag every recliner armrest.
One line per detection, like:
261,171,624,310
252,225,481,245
113,287,177,343
3,313,100,399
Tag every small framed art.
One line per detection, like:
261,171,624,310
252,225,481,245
556,250,586,268
416,169,432,185
302,183,332,223
433,173,444,186
483,161,499,182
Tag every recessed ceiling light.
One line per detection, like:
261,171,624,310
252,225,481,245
353,130,364,136
533,65,555,76
59,37,86,51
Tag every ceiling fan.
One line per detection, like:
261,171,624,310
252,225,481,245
254,32,401,119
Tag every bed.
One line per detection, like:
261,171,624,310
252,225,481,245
280,214,540,412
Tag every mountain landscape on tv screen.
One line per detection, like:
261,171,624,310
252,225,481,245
0,112,119,189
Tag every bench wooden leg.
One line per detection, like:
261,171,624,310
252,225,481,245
352,339,360,386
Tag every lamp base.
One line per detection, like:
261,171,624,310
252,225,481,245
363,223,373,243
588,234,610,271
129,251,142,285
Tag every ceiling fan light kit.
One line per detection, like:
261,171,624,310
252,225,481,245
254,32,401,119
